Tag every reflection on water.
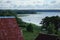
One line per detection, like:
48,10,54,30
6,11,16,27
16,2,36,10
18,12,60,26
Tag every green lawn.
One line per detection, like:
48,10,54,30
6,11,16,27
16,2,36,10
22,27,60,40
22,27,41,40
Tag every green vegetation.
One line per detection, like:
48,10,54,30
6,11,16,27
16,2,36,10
18,18,41,40
0,10,17,16
0,10,36,14
47,23,56,34
26,23,33,32
40,16,60,35
22,25,40,40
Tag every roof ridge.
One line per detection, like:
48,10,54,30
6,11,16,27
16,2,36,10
0,16,15,18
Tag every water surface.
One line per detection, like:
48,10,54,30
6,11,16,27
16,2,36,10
18,12,60,26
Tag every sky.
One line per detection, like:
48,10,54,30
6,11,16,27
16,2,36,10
0,0,60,10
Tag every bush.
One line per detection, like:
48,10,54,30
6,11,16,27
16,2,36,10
26,23,33,32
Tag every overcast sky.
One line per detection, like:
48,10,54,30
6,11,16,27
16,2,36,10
0,0,60,10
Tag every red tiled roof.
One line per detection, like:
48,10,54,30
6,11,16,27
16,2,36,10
0,16,24,40
35,33,59,40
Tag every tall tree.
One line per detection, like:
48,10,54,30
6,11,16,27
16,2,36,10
40,16,60,34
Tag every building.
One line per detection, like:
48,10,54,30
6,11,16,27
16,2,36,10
35,33,59,40
0,16,24,40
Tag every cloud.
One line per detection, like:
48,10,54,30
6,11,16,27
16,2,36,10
0,0,60,10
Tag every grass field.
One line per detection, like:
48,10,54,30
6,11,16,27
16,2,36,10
22,27,60,40
22,26,41,40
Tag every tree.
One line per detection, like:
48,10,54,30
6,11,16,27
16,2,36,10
40,16,60,34
0,10,17,16
26,23,33,32
47,23,56,34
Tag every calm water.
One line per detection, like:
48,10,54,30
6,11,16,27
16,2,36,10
18,12,60,26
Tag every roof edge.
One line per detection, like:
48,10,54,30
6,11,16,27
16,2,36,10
39,32,58,36
0,16,15,18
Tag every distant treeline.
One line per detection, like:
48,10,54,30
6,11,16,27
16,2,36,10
0,10,36,14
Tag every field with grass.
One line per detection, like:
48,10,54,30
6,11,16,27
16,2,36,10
21,26,60,40
22,26,41,40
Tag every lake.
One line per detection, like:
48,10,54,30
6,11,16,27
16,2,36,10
17,12,60,26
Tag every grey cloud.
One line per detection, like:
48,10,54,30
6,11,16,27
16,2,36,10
0,0,60,9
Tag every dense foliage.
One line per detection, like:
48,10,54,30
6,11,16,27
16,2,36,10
40,16,60,34
26,23,33,32
0,10,17,16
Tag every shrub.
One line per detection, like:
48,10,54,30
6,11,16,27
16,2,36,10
26,23,33,32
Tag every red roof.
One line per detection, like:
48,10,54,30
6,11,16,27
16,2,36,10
0,16,24,40
35,33,59,40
